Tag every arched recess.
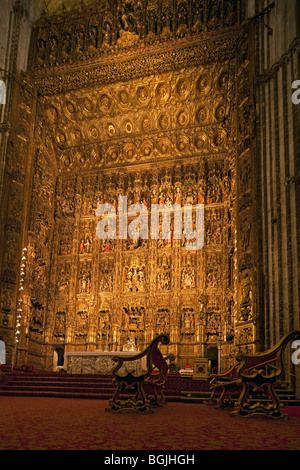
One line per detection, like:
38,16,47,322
207,346,218,373
53,347,65,371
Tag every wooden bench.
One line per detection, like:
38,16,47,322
208,364,242,409
105,333,174,414
209,330,300,418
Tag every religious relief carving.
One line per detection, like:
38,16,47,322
118,1,143,39
79,220,95,255
58,224,74,256
236,326,254,349
98,309,111,337
182,210,198,248
181,265,196,290
156,308,170,333
53,311,67,341
234,32,256,341
240,217,251,252
101,238,115,253
122,333,138,352
120,306,146,341
181,307,196,342
205,298,221,341
206,209,223,245
61,30,72,63
239,158,252,194
146,0,158,40
124,233,148,251
238,102,256,143
5,184,23,237
30,0,244,70
36,36,46,66
161,1,173,39
75,311,88,342
79,236,92,255
206,254,222,289
56,265,70,297
157,256,171,291
32,263,48,291
78,263,92,295
56,178,76,218
99,262,114,293
49,33,59,66
123,262,146,293
177,0,189,30
206,163,224,204
239,271,253,322
181,253,196,290
29,300,44,335
87,25,99,56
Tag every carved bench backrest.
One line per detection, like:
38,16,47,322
145,341,170,384
236,330,300,379
111,333,170,379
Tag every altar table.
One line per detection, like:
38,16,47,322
63,351,145,375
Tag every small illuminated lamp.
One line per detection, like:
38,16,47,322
13,246,27,369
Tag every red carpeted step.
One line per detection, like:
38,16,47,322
8,372,298,405
0,371,211,402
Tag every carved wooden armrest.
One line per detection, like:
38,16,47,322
112,333,170,378
236,330,300,381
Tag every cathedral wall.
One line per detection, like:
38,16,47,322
253,0,300,394
253,0,299,345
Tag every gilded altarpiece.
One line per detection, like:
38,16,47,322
0,0,258,370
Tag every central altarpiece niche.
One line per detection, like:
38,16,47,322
45,63,236,369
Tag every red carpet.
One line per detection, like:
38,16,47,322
0,396,300,450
